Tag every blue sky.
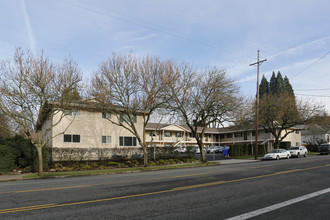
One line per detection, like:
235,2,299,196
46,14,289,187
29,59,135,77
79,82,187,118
1,0,330,111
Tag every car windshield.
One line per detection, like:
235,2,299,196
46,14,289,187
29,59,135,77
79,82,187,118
270,149,280,153
289,147,299,150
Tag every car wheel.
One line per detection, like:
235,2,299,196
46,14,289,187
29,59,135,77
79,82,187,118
297,153,300,158
276,155,279,160
287,154,290,159
304,153,307,157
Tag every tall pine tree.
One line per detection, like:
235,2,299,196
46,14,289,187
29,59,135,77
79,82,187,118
284,76,294,96
259,75,269,97
269,72,277,95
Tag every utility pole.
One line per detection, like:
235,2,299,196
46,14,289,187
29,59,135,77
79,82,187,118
250,50,267,160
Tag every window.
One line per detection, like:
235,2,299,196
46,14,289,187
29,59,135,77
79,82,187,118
102,136,111,144
63,134,80,143
64,109,80,117
295,130,300,134
220,134,225,139
164,132,172,137
119,136,137,146
176,132,183,137
120,114,137,123
150,131,156,137
227,133,233,138
252,131,255,137
102,112,111,119
234,133,242,138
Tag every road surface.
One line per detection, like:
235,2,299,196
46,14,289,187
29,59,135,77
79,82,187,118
0,155,329,219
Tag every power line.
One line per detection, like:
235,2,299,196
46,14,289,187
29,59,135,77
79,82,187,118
295,88,330,91
292,51,330,77
296,94,330,98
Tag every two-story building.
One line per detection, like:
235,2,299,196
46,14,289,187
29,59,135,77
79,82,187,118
42,102,302,161
145,123,301,152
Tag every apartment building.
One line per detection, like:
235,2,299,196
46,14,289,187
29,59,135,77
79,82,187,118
145,123,301,152
42,102,301,160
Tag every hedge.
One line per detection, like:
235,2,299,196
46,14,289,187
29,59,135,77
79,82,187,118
0,136,48,174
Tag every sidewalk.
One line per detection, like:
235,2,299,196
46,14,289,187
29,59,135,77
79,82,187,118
217,159,260,164
0,173,25,182
0,159,259,182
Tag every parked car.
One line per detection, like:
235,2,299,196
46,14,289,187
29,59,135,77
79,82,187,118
214,146,230,153
288,146,308,158
206,146,217,153
193,146,201,154
264,149,291,160
173,146,187,154
319,143,330,155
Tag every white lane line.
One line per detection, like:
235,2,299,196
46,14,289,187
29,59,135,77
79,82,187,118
226,187,330,220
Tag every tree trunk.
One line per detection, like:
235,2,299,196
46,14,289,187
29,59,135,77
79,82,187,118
143,146,148,167
198,142,206,162
36,145,43,175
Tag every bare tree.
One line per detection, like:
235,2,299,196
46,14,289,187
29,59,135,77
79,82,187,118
167,63,241,162
91,53,173,166
0,114,12,139
0,48,82,174
259,94,324,148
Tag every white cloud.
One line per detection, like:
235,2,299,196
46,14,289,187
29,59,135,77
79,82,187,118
21,0,36,54
130,34,157,42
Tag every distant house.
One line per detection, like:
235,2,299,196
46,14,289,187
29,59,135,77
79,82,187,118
301,125,330,145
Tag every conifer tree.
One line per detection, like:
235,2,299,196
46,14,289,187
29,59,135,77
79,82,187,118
269,72,277,95
259,75,269,97
284,76,294,96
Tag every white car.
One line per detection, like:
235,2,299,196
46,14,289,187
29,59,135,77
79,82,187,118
264,149,291,160
173,146,187,154
288,146,308,158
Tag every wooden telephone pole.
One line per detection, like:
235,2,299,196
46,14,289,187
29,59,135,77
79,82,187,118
250,50,267,160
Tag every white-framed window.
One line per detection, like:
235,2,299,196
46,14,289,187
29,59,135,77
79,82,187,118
64,109,80,117
164,131,172,137
119,136,137,146
63,134,80,143
102,136,111,144
176,132,183,137
102,112,111,119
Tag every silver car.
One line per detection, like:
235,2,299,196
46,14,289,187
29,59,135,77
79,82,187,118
264,149,291,160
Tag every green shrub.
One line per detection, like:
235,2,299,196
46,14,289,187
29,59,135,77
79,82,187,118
108,162,118,167
168,159,176,164
0,144,19,173
82,165,92,170
125,161,134,167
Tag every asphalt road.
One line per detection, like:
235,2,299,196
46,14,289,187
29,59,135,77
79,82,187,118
1,155,330,219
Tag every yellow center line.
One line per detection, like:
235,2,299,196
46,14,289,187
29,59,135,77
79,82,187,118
0,172,210,195
1,164,329,215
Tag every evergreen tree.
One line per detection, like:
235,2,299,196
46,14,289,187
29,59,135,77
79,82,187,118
269,72,277,95
284,76,294,96
259,75,269,97
274,71,286,95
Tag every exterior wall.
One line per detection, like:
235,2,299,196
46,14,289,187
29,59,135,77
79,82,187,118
145,127,300,150
281,130,301,146
51,110,144,149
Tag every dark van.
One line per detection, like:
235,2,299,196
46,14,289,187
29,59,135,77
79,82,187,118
319,143,330,155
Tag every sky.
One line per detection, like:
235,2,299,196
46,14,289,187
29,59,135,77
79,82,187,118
1,0,330,112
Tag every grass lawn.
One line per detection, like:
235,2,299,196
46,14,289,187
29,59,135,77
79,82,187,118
23,162,219,180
